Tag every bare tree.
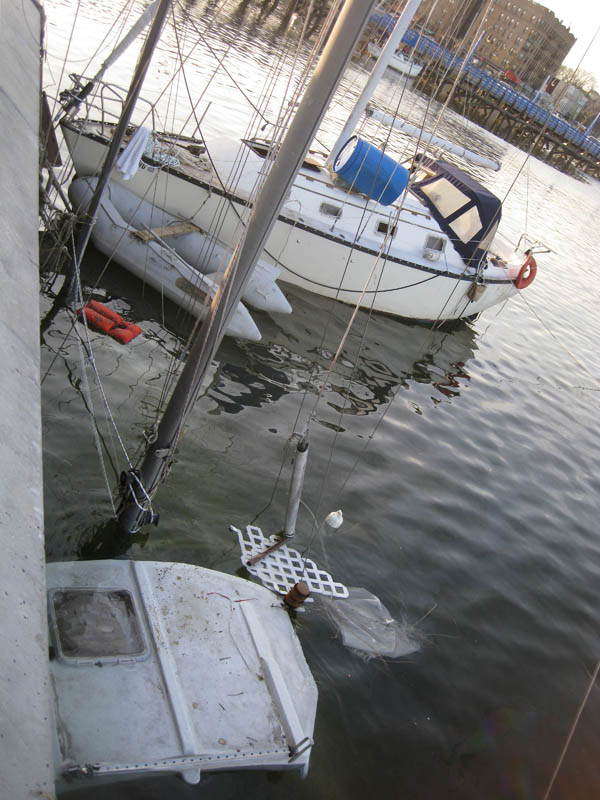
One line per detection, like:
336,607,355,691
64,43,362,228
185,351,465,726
557,65,597,93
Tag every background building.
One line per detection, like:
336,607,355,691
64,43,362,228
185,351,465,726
411,0,575,89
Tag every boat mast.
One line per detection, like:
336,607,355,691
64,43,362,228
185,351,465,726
62,0,171,302
327,0,423,167
116,0,380,535
61,0,161,117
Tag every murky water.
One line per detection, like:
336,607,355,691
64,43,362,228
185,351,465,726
42,2,600,798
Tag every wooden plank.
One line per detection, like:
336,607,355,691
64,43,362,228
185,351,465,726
132,221,201,242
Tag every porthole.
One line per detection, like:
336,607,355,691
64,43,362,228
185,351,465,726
376,221,397,238
320,202,342,218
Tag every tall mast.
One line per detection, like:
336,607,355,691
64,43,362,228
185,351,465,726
117,0,379,534
63,0,171,301
327,0,423,167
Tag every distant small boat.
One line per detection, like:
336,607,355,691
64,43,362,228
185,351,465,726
367,41,422,77
68,177,292,342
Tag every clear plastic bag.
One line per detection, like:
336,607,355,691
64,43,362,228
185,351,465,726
322,587,421,660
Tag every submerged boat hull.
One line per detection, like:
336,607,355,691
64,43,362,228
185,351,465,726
48,559,317,792
62,121,519,322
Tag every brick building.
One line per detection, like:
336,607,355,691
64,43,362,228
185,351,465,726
410,0,575,89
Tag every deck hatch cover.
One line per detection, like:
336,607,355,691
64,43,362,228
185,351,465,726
49,588,148,664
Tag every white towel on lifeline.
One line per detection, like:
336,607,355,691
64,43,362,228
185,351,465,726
115,126,151,180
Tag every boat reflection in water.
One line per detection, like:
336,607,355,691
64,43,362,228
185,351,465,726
208,284,477,427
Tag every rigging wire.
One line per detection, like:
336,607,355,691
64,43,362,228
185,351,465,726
515,292,600,388
542,660,600,800
42,0,564,545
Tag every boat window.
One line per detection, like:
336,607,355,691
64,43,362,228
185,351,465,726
320,202,342,218
449,206,483,243
478,220,499,250
424,234,446,261
49,588,148,663
376,221,397,238
419,178,471,218
425,235,445,252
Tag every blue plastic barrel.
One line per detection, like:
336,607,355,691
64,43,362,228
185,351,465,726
333,137,409,206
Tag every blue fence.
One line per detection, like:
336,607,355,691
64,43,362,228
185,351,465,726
395,28,600,160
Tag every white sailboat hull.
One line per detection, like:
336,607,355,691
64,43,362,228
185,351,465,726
63,122,519,322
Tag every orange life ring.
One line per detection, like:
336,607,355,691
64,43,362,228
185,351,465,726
514,254,537,289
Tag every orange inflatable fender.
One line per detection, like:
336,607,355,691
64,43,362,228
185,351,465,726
514,253,537,289
86,299,125,327
80,306,115,334
78,301,142,343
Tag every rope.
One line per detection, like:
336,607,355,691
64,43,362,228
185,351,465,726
516,292,600,388
542,660,600,800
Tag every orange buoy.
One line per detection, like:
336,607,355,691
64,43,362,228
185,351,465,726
514,253,537,289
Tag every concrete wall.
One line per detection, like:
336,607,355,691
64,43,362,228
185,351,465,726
0,0,55,797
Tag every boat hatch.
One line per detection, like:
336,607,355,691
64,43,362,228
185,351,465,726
243,138,323,173
48,588,149,664
424,234,446,260
411,160,501,266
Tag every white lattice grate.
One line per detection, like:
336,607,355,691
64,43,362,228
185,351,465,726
231,525,349,599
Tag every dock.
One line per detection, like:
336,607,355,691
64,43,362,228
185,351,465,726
401,28,600,178
0,0,55,797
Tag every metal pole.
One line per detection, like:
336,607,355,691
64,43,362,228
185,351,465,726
327,0,423,167
283,435,309,538
117,0,379,534
585,108,600,139
64,0,171,301
61,0,161,117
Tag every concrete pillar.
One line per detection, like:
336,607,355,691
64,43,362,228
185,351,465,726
0,0,55,797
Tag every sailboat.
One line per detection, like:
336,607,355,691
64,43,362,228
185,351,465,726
57,0,540,328
41,0,390,791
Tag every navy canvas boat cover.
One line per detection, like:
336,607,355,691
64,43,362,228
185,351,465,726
410,160,502,267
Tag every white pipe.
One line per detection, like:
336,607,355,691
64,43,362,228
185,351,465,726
366,107,501,170
283,435,309,539
326,0,423,167
94,0,161,80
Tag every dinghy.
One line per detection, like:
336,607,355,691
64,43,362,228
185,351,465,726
69,177,292,342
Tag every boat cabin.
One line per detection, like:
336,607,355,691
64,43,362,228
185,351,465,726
410,159,502,267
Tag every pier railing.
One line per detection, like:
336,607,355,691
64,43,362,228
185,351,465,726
401,28,600,162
